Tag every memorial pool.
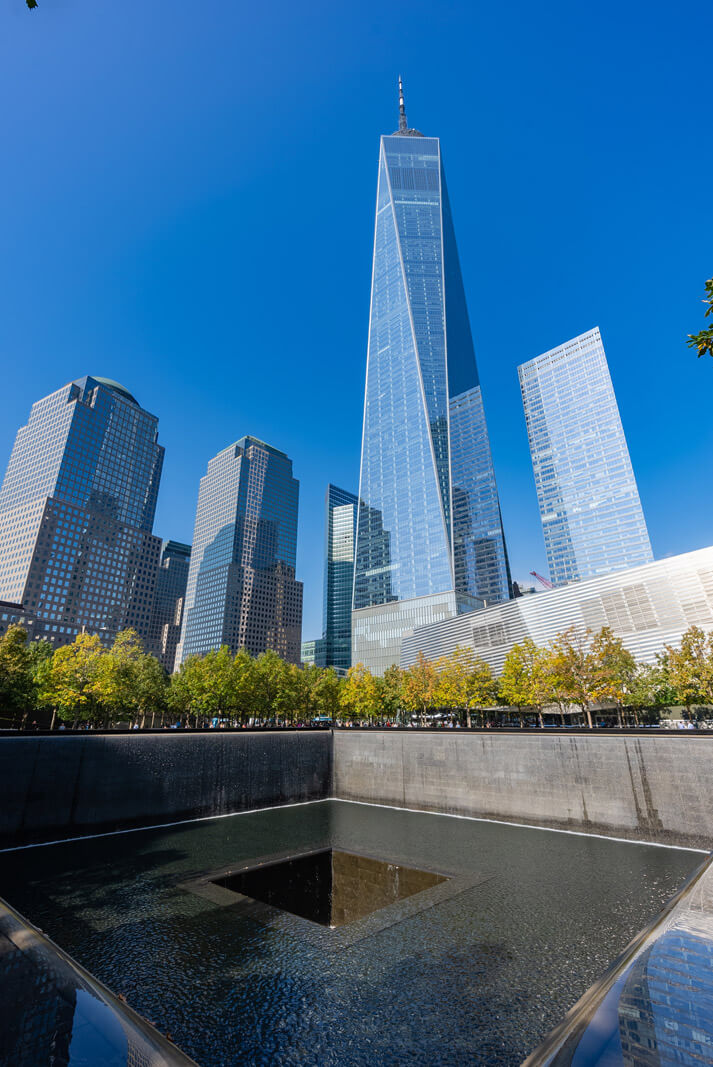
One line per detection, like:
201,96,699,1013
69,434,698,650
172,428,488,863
0,800,700,1065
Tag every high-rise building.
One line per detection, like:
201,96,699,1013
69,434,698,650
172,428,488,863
518,327,653,586
177,436,303,665
302,485,358,674
0,376,164,649
322,485,358,672
149,540,191,672
352,81,511,674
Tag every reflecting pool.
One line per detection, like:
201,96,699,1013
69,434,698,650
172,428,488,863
0,800,700,1066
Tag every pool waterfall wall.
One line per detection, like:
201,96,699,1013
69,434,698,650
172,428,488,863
2,729,713,849
0,731,332,847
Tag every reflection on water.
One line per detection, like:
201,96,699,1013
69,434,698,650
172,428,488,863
0,800,698,1067
0,899,193,1066
216,848,448,928
619,928,713,1066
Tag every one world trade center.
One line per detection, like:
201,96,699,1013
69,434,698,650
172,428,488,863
352,81,511,673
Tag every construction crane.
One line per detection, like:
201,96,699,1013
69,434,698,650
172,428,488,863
530,570,554,590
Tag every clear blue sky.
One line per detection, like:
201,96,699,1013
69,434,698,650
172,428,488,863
2,1,711,640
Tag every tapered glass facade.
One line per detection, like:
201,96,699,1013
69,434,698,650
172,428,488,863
0,376,164,648
518,327,653,586
353,105,510,672
177,437,303,665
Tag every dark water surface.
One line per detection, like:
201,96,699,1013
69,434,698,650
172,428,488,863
0,800,699,1066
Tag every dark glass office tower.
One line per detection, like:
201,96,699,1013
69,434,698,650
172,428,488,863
177,437,303,665
353,82,511,673
304,484,358,673
322,485,358,672
0,376,164,648
149,539,191,672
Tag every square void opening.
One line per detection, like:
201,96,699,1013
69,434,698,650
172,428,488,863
213,849,448,928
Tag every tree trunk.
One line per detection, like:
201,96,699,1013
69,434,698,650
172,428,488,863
585,707,593,729
50,708,57,730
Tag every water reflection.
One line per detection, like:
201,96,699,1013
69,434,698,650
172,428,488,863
216,848,447,928
0,801,698,1067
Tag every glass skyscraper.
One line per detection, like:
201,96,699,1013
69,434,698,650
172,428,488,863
302,484,358,673
149,539,191,673
177,436,303,665
0,376,164,648
518,327,653,586
352,83,511,673
322,485,358,672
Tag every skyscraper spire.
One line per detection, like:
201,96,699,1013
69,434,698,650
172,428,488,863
398,75,408,132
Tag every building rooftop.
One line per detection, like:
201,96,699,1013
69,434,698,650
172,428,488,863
91,377,139,405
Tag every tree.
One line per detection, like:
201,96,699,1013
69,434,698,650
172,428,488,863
94,629,145,725
628,661,673,722
401,652,439,726
437,646,496,727
340,663,380,723
48,633,104,727
135,653,168,727
28,639,56,726
548,627,596,728
0,625,35,726
498,639,549,727
590,627,636,726
231,649,257,724
661,626,713,716
378,665,404,724
310,667,342,720
687,277,713,359
169,654,204,721
253,650,291,723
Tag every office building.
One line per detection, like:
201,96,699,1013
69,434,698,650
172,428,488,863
0,601,42,642
401,545,713,674
301,639,317,668
149,540,191,672
322,485,358,672
303,485,358,673
518,327,653,586
0,377,164,649
177,436,302,664
352,81,511,674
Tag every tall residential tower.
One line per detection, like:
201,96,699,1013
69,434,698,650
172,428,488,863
0,376,164,648
352,82,511,673
177,436,302,664
518,327,653,586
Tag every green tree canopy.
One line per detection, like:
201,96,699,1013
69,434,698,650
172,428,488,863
0,626,35,723
48,633,104,725
687,277,713,359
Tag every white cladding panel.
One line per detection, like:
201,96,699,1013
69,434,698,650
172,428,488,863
401,546,713,673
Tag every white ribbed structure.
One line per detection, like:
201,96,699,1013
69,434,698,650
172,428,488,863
401,546,713,672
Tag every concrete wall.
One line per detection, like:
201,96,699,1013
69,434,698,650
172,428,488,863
0,731,332,847
333,730,713,849
4,729,713,850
